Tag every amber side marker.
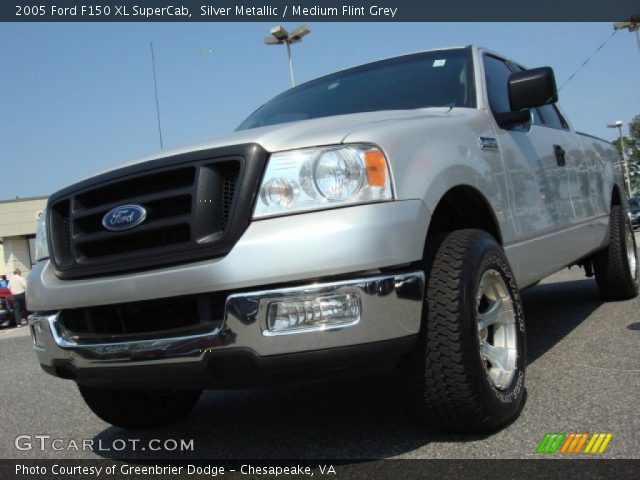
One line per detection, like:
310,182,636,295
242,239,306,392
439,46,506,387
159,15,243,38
364,149,387,187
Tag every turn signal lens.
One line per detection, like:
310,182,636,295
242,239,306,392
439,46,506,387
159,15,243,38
34,213,49,261
364,149,387,187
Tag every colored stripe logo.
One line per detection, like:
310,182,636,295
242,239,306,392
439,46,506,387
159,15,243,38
537,433,565,453
537,433,613,454
584,433,613,454
560,433,589,454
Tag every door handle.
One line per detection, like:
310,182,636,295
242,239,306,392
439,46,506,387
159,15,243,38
553,144,566,167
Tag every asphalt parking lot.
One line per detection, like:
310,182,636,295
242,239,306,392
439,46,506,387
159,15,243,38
1,246,639,460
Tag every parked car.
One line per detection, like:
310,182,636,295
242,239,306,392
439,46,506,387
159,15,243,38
0,286,27,324
0,296,14,328
27,46,639,433
0,287,12,303
629,197,640,229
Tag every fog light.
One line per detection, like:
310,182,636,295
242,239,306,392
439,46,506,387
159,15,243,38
30,322,44,348
266,293,361,333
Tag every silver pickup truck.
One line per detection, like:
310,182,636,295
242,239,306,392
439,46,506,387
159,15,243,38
27,46,638,433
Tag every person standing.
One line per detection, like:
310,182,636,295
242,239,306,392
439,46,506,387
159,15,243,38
8,269,27,327
0,275,8,287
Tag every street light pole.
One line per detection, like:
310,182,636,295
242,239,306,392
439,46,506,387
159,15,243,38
285,41,295,87
264,25,311,87
608,120,633,195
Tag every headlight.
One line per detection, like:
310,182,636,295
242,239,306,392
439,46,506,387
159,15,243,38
34,213,49,261
253,144,393,218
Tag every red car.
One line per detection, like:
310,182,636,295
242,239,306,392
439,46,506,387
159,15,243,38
0,287,27,327
0,287,13,302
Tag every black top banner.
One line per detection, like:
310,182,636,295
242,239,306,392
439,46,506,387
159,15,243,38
2,0,639,22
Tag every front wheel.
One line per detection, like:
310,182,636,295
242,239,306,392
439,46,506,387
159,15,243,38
409,229,526,433
78,385,201,429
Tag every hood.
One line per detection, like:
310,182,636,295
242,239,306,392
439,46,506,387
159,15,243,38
86,107,459,178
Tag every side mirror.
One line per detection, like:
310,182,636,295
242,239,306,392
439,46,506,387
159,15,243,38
508,66,558,111
495,66,558,129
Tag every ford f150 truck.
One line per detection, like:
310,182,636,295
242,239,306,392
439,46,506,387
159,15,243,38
27,46,639,432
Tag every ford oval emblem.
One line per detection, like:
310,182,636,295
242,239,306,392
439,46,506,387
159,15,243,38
102,204,147,231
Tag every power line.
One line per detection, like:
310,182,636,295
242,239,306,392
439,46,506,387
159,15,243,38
150,41,164,149
556,29,619,94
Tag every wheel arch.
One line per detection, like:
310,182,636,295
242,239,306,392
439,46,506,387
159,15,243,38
611,184,622,208
425,185,503,248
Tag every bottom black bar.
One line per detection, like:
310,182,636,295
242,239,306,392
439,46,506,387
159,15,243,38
1,459,638,480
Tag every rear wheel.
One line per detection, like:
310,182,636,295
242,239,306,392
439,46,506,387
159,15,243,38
78,385,201,429
594,205,639,300
409,229,526,433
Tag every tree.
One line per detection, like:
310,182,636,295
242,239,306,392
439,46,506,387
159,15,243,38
629,115,640,145
612,116,640,195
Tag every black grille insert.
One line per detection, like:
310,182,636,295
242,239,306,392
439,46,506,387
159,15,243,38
77,224,191,259
75,168,196,210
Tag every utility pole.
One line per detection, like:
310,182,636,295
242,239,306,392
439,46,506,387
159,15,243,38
608,120,633,195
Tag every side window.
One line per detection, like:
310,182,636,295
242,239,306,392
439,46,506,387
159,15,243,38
537,104,568,130
555,107,568,129
530,108,543,124
483,55,513,114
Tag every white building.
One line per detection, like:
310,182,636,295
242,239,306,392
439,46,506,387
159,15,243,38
0,197,47,277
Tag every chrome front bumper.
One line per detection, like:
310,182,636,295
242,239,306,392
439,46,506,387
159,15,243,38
28,271,424,386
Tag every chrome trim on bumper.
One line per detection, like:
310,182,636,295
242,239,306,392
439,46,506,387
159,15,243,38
29,271,424,371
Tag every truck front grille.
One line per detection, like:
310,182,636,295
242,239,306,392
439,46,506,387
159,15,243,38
46,144,268,279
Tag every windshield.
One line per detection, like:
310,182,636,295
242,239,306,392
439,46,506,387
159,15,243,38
237,48,475,130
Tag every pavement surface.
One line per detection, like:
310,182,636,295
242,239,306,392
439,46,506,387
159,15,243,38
1,242,639,460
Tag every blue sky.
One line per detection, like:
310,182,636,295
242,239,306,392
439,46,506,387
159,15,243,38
1,22,639,199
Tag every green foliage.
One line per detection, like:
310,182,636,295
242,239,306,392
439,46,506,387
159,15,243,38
629,115,640,145
612,116,640,196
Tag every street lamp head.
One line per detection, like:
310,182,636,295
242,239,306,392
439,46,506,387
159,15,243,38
289,25,311,42
264,25,311,87
607,120,624,128
613,13,639,32
270,25,289,41
264,36,283,45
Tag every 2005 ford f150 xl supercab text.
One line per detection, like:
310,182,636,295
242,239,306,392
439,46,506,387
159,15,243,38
27,46,639,432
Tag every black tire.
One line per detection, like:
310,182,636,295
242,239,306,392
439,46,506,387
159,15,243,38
409,229,526,433
594,205,639,300
78,385,201,429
